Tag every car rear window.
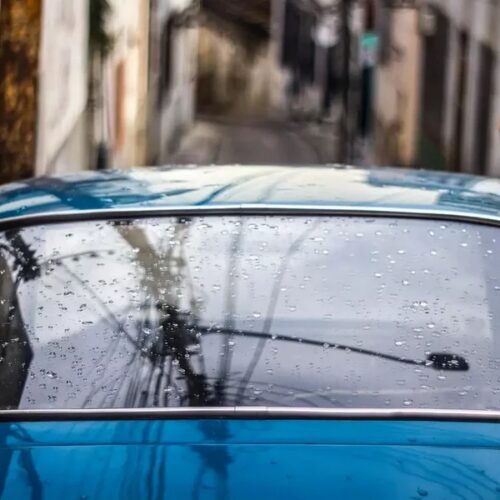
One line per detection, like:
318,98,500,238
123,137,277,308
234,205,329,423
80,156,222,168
0,216,499,411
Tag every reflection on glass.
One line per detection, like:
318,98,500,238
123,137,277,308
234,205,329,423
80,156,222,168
0,216,499,411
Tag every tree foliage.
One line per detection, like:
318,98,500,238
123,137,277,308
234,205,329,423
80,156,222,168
89,0,114,57
0,0,42,183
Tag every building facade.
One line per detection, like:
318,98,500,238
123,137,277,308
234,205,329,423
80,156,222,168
36,0,90,175
373,3,421,166
147,0,198,164
373,0,499,176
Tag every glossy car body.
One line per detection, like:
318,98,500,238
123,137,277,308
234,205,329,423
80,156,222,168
1,165,500,499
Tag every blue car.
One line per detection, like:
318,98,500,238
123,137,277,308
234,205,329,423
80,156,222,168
0,165,500,499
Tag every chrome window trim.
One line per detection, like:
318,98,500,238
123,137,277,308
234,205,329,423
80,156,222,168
0,407,499,423
0,203,500,230
0,204,499,231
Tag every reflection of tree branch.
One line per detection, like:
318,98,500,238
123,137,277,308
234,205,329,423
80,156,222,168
235,222,320,404
3,229,40,282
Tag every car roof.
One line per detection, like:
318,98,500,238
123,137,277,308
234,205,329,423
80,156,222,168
0,165,499,223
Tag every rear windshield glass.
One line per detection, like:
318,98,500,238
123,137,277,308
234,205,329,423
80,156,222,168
1,216,499,411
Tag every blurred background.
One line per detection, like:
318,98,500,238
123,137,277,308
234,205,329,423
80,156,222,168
0,0,498,185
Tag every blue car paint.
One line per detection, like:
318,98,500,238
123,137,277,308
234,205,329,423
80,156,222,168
0,165,499,221
1,419,500,499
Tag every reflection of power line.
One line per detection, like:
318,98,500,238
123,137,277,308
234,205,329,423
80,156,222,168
58,262,138,347
234,221,321,404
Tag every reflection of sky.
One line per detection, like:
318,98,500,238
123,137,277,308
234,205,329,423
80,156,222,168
6,216,500,410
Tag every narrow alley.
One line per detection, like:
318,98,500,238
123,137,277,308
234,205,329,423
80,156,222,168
171,119,340,165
